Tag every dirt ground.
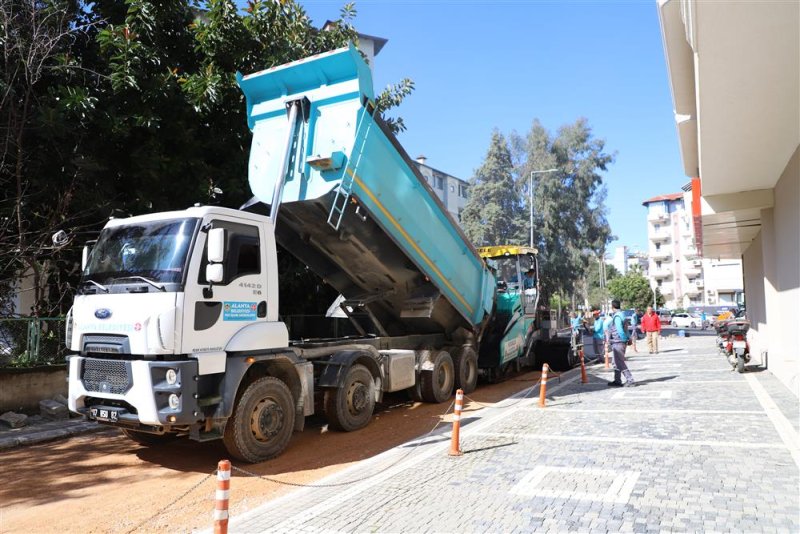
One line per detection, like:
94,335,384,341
0,370,544,534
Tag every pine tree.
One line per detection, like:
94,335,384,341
461,131,523,247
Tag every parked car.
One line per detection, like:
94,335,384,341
670,312,701,328
657,310,673,326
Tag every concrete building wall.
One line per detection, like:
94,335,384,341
743,230,767,367
763,148,799,396
743,147,799,397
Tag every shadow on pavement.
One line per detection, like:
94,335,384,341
632,375,678,386
464,441,517,454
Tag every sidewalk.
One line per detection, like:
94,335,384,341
0,417,109,450
223,337,800,533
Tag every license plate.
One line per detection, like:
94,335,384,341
732,340,746,349
90,407,119,422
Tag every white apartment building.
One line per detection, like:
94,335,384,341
643,191,743,309
609,245,648,276
413,156,469,223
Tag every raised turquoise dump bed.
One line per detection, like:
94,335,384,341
238,45,494,335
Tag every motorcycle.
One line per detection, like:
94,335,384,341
723,320,750,373
715,320,731,353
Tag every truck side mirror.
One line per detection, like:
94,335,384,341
207,228,226,263
204,228,226,292
206,264,224,284
81,245,92,270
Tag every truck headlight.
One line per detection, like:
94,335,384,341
168,394,180,410
166,369,178,385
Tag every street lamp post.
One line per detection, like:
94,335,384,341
529,168,559,247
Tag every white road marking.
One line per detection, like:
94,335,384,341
591,369,731,375
579,379,746,385
537,408,765,415
744,373,800,469
510,466,640,504
474,432,786,450
611,390,672,399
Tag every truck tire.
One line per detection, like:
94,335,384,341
324,364,375,432
222,377,295,463
420,350,455,403
454,347,478,394
121,429,177,446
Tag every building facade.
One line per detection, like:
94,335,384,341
642,191,743,309
413,156,469,223
609,245,648,277
658,0,799,396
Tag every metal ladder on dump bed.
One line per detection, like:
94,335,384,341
327,103,378,231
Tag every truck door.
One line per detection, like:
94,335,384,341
181,218,267,354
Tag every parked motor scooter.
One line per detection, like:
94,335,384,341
724,320,750,373
715,320,731,353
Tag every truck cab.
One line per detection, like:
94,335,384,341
67,206,306,455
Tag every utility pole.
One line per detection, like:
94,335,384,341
528,169,559,247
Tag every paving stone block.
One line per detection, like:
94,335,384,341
39,399,69,420
0,411,28,428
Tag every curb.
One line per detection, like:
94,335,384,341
0,420,111,450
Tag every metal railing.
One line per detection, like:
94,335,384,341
0,318,67,367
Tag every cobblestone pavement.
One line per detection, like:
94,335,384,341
222,337,800,533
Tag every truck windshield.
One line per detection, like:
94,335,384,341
82,218,200,287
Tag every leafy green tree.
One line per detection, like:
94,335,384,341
0,0,413,317
581,259,620,310
460,130,523,246
607,271,665,310
512,118,614,303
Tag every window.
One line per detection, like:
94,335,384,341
657,280,663,287
434,174,444,189
654,224,660,231
655,243,661,251
198,221,261,285
656,261,662,269
458,184,468,198
449,184,455,193
458,208,464,221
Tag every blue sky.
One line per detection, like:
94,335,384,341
299,0,688,253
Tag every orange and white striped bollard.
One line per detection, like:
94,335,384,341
214,459,231,534
579,349,588,384
448,389,464,456
538,364,549,408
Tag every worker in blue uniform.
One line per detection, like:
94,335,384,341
605,299,635,387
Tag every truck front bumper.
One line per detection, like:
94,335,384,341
68,356,201,427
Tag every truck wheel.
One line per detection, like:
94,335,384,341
454,347,478,394
223,377,295,463
121,429,177,446
324,364,375,432
421,351,454,403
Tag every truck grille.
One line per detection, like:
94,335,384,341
82,359,132,395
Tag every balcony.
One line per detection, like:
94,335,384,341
652,268,672,279
651,249,672,260
683,265,701,276
684,285,701,295
648,211,669,223
650,229,672,243
684,246,701,259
